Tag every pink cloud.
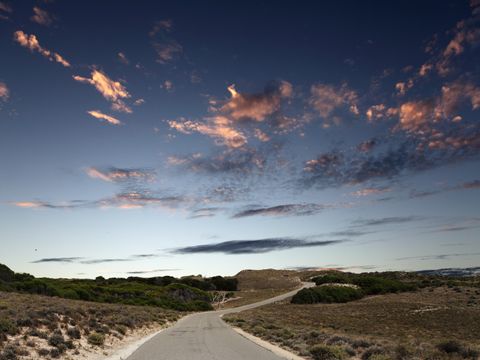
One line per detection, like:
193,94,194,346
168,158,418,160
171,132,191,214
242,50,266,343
13,31,70,67
87,110,122,125
74,70,131,113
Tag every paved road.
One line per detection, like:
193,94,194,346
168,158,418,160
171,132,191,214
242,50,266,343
126,283,314,360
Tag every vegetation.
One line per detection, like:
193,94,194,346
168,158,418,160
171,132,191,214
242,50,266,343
292,286,364,304
312,272,416,296
225,285,480,360
0,290,180,359
0,263,238,312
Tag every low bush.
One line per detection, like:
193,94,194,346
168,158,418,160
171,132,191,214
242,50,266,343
312,272,416,296
292,286,364,304
309,344,347,360
87,332,105,346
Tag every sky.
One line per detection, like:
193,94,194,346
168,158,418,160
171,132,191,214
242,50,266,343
0,1,479,279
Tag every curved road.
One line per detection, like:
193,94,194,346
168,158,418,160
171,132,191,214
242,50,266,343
126,283,314,360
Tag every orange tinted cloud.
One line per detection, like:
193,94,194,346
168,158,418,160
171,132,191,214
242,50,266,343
0,81,9,101
87,110,122,125
31,7,53,26
220,81,293,122
168,116,247,148
13,31,70,67
309,83,358,119
74,70,131,113
398,100,435,132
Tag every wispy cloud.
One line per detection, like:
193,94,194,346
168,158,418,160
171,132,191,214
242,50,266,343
353,216,424,227
127,269,180,275
220,81,293,122
150,19,183,64
86,167,155,183
396,252,480,261
73,70,131,113
172,237,345,255
410,179,480,199
0,81,9,101
32,257,84,263
117,52,129,65
0,1,12,20
168,116,247,149
87,110,122,126
309,83,358,124
232,203,327,218
13,31,70,67
31,7,53,26
350,186,391,197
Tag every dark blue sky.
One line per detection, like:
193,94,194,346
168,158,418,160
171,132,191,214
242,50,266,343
0,0,479,278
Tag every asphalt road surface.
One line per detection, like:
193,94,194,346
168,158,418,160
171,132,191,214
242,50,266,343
126,283,314,360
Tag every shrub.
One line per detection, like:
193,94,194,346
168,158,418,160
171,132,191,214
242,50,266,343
87,332,105,346
309,344,347,360
437,340,479,358
67,326,81,339
0,319,17,336
292,286,364,304
48,330,65,348
362,345,387,360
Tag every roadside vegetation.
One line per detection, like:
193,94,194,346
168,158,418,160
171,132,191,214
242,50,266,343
0,263,238,358
0,290,180,359
225,271,480,360
0,264,238,311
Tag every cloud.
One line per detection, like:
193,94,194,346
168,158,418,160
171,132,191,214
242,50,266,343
168,116,247,148
303,118,480,189
80,258,134,264
150,19,174,36
162,80,173,91
0,2,12,20
168,147,268,174
150,19,182,64
309,83,358,119
87,110,122,125
117,52,129,65
97,191,187,210
0,81,9,101
86,167,156,183
127,269,179,275
13,31,70,67
31,7,53,26
219,81,293,122
350,187,391,197
154,41,183,63
410,179,480,199
353,216,424,227
232,203,327,218
11,200,85,209
189,207,222,219
73,70,131,113
396,252,480,261
172,237,345,255
32,257,83,263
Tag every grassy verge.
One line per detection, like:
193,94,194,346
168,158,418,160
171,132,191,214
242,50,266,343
224,286,480,359
0,291,181,359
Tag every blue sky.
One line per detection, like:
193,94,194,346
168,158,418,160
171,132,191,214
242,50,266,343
0,0,479,278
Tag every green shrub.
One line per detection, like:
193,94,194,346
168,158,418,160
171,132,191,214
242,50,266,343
87,332,105,346
48,330,65,348
0,319,17,336
292,286,364,304
309,344,347,360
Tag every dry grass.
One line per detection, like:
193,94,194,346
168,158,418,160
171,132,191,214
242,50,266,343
235,269,302,290
219,269,305,308
225,286,480,359
0,291,181,359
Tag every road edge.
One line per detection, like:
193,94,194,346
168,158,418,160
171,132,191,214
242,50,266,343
229,325,306,360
